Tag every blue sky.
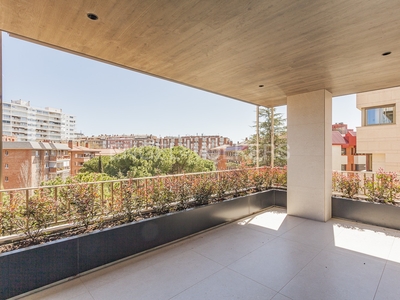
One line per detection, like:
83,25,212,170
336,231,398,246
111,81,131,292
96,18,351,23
2,32,360,142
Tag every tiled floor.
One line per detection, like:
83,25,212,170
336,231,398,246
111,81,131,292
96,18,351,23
16,207,400,300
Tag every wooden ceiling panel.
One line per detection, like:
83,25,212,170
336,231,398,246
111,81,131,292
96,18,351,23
1,0,400,107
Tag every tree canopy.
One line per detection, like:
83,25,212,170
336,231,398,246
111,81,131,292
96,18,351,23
79,155,111,173
247,107,287,167
80,146,215,178
42,172,115,186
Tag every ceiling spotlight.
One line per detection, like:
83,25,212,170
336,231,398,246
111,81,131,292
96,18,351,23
259,84,264,88
87,13,98,20
382,51,391,56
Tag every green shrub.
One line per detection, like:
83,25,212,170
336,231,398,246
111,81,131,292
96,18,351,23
17,189,55,242
332,172,360,199
365,169,400,203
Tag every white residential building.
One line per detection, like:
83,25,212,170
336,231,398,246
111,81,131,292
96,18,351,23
357,86,400,172
2,100,77,142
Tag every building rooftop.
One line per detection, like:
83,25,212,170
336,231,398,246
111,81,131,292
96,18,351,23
3,141,71,150
96,148,126,156
70,146,101,153
348,130,357,137
331,131,347,145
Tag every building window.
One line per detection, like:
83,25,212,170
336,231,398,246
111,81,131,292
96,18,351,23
5,164,8,169
341,148,346,155
5,176,8,182
5,150,8,156
341,164,346,171
364,105,395,126
355,164,366,171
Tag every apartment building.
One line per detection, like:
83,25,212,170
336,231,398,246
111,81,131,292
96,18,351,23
79,135,146,149
332,123,367,171
78,134,232,158
2,100,77,142
155,135,232,158
2,142,71,189
208,144,249,170
357,86,400,172
2,135,17,142
68,141,101,175
331,129,366,171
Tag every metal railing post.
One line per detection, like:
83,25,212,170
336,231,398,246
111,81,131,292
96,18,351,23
111,182,114,212
55,187,58,224
101,182,104,213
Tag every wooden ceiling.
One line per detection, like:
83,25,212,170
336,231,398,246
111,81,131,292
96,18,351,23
1,0,400,107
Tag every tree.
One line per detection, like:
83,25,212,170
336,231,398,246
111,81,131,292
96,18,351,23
247,107,287,167
18,160,32,188
92,146,216,178
79,156,111,173
170,146,214,174
104,146,172,178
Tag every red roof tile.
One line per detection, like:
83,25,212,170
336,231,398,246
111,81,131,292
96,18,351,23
332,131,347,145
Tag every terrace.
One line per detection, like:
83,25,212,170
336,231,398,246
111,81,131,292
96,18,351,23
1,168,400,299
15,207,400,300
2,1,400,299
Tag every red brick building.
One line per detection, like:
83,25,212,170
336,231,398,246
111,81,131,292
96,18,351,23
332,124,367,171
155,135,232,158
208,144,249,170
78,134,232,159
2,142,71,189
68,141,101,175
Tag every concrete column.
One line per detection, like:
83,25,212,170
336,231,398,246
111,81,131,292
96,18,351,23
287,90,332,222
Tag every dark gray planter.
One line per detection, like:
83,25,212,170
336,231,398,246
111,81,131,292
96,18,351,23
0,189,286,299
273,188,287,207
332,196,400,230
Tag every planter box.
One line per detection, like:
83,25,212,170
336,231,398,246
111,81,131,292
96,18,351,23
0,189,286,299
273,188,287,207
332,196,400,230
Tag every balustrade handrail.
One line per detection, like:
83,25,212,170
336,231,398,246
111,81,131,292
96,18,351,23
0,168,392,195
2,167,399,244
0,167,273,193
0,166,288,243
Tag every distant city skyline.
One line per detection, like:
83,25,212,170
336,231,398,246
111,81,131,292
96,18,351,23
2,32,360,143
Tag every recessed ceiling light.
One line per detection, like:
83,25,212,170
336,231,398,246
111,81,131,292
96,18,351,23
382,51,391,56
259,85,264,88
87,13,98,21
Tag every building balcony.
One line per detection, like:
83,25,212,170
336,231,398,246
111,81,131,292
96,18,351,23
74,156,92,163
15,206,400,300
49,155,70,162
55,166,70,172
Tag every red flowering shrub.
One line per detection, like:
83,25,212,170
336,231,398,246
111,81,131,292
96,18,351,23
17,189,56,242
192,176,214,205
365,169,400,203
332,172,360,199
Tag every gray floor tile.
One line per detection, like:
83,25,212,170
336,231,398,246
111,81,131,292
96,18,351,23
192,225,275,266
228,237,321,291
18,209,400,300
171,268,276,300
280,249,385,300
374,262,400,300
89,250,223,300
